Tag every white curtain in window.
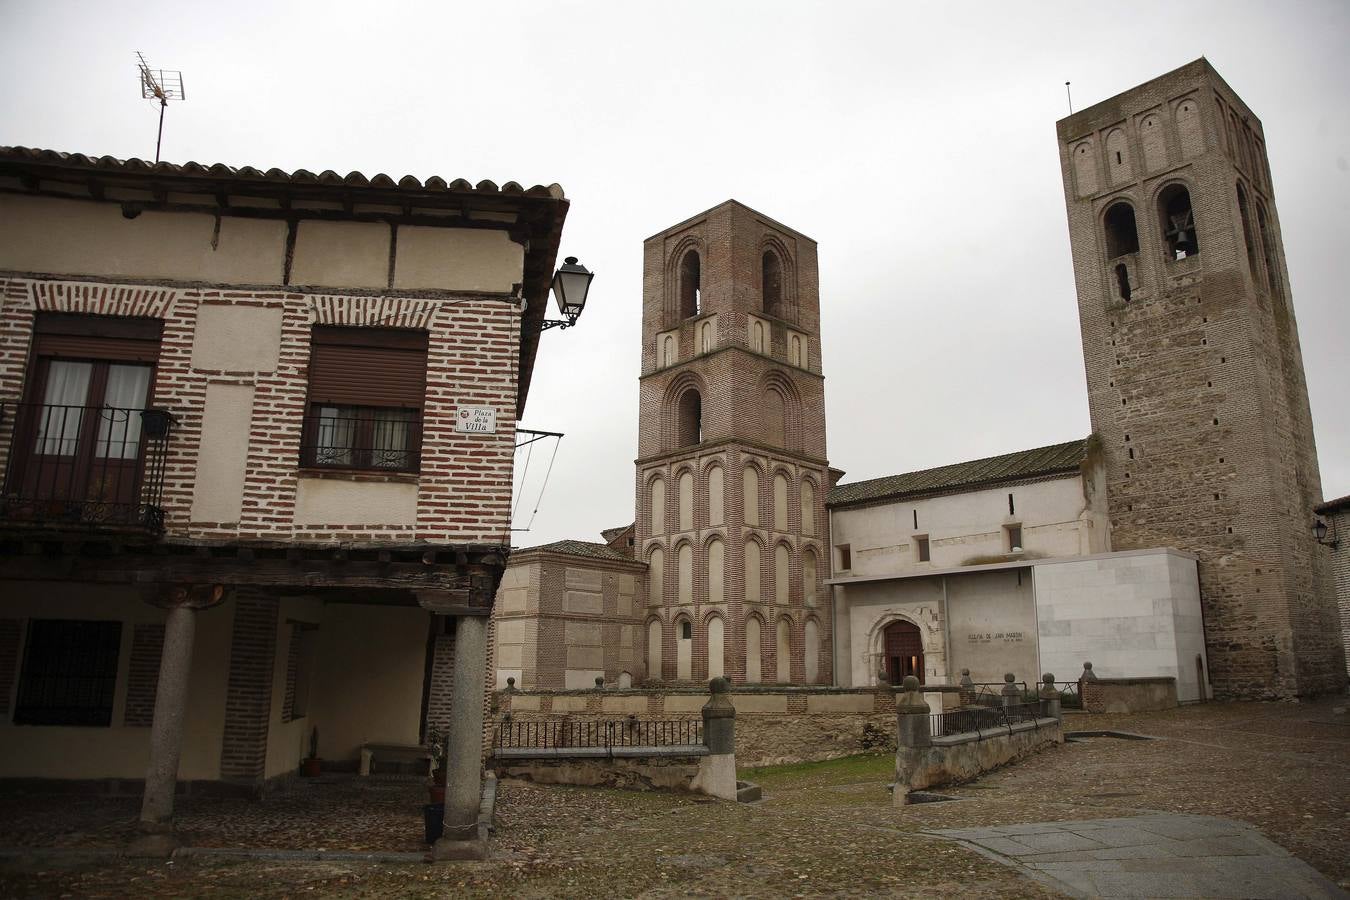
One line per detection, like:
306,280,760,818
36,361,92,455
371,409,411,469
315,406,355,466
97,365,152,459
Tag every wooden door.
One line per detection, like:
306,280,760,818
883,620,924,685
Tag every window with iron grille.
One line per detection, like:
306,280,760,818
14,619,123,726
301,326,428,473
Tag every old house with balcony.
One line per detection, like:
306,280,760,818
0,146,570,856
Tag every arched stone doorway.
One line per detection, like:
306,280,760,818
883,620,924,685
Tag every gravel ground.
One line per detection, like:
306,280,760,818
0,698,1345,898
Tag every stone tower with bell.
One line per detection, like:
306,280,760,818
1057,59,1345,698
634,201,832,685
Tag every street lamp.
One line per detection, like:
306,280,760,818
1312,517,1338,548
540,256,594,331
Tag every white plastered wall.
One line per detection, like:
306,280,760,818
306,603,429,761
1033,549,1208,702
830,474,1096,577
263,596,324,780
0,584,234,781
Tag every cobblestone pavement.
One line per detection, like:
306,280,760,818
0,699,1345,897
932,814,1345,898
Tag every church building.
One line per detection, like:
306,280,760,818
493,59,1346,701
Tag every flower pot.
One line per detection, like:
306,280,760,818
139,408,174,439
423,803,444,844
300,757,322,777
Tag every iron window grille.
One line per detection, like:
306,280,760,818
14,619,123,726
300,405,422,473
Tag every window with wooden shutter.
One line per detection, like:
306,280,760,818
302,326,428,473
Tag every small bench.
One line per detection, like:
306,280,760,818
359,742,433,776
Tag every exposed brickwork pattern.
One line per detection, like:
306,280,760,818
0,279,521,547
425,620,456,734
635,202,832,686
1320,509,1350,676
0,618,19,717
123,623,164,727
220,590,278,782
1058,60,1345,698
281,624,302,724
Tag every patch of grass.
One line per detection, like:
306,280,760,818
743,752,893,786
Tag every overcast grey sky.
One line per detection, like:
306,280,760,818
2,0,1346,545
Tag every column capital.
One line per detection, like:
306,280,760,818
148,583,229,611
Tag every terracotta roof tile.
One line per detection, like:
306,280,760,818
0,145,565,200
828,438,1088,508
516,539,640,563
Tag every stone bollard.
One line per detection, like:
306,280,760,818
1000,672,1021,708
958,668,975,706
1038,673,1063,724
893,675,930,807
895,675,931,749
693,677,738,800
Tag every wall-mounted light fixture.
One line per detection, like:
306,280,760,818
540,256,594,331
1312,517,1339,549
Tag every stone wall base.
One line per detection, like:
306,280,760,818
894,718,1061,804
493,754,706,794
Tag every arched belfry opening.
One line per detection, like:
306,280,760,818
761,250,783,318
676,389,702,446
1103,202,1139,258
679,250,701,319
1159,184,1199,259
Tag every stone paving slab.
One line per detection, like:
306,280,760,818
929,814,1347,899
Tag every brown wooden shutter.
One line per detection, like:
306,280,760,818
308,326,428,408
32,313,162,363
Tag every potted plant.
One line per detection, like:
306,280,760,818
425,726,447,804
423,727,448,844
301,726,322,777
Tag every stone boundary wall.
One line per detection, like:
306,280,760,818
495,686,962,767
493,750,709,794
1081,676,1177,714
895,717,1061,803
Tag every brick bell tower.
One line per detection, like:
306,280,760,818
634,201,831,685
1058,59,1345,698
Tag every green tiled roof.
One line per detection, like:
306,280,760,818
828,438,1088,508
516,539,639,563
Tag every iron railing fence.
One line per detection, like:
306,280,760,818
930,702,1048,738
299,410,422,473
966,681,1031,707
0,402,174,531
494,717,703,751
1054,681,1083,709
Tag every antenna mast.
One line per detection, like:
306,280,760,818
136,52,186,163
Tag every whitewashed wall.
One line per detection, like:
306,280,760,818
1033,549,1207,702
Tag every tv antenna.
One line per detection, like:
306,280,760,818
136,52,185,163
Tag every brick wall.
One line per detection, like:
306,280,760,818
633,203,833,687
220,589,278,782
424,619,456,734
123,623,164,727
0,618,18,718
1323,508,1350,677
1057,60,1345,698
0,277,521,546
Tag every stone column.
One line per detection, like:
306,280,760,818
435,612,489,859
958,668,975,706
694,677,737,800
1000,672,1021,708
131,584,225,857
893,675,930,807
1038,673,1062,722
